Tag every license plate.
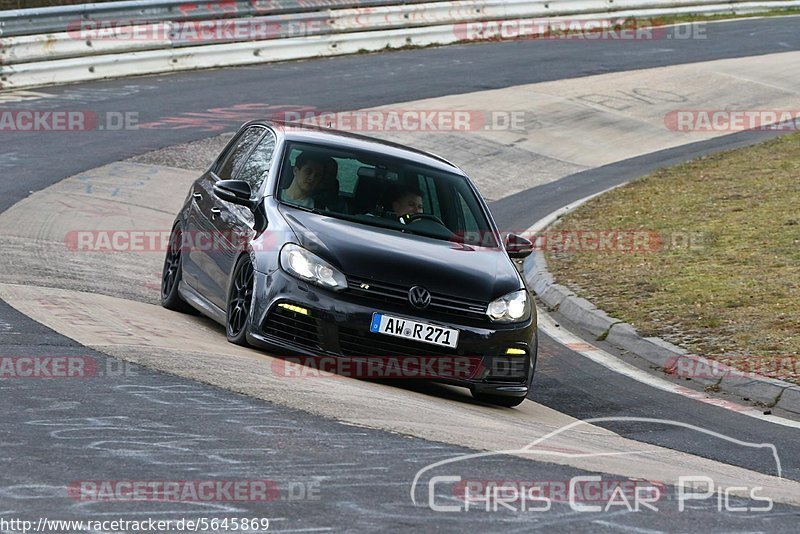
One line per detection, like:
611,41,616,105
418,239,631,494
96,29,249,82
369,313,459,348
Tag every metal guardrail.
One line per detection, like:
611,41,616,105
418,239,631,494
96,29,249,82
0,1,121,10
4,0,796,37
0,0,446,37
0,0,798,89
2,0,597,64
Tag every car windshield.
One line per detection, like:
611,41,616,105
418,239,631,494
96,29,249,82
275,141,498,247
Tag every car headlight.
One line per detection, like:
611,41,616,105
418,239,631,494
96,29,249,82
280,244,347,290
487,289,531,323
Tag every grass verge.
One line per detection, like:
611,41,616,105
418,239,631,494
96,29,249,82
546,133,800,384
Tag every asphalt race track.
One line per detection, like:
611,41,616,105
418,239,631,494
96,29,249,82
2,17,800,532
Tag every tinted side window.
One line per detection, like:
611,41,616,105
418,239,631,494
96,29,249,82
217,127,265,180
457,189,494,246
236,130,276,196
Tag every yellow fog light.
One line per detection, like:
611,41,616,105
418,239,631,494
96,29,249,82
505,348,526,356
278,303,309,316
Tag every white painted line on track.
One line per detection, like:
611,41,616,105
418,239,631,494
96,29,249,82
537,308,800,430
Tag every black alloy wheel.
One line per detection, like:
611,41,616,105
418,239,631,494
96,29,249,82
227,255,255,345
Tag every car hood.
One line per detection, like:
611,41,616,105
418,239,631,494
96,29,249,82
280,208,522,302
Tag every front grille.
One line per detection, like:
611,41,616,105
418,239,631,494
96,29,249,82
339,327,457,358
486,356,528,383
263,304,322,351
338,327,481,379
346,276,489,321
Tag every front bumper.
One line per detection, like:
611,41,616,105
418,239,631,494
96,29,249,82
247,269,537,398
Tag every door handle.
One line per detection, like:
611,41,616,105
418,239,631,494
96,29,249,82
210,207,221,214
193,193,202,200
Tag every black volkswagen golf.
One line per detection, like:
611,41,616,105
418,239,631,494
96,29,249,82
161,120,537,406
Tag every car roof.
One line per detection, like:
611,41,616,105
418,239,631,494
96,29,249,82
249,120,466,175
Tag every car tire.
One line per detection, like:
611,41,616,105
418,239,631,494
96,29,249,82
226,254,255,346
472,392,526,408
160,224,193,313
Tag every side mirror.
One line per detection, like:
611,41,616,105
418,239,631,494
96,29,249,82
504,233,533,259
213,180,254,208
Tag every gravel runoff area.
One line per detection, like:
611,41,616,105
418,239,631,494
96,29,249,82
546,132,800,384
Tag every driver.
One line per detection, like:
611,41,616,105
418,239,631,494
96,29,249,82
385,185,424,218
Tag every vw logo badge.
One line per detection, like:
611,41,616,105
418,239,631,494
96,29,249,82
408,286,431,309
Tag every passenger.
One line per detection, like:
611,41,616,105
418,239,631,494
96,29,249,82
281,151,327,208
